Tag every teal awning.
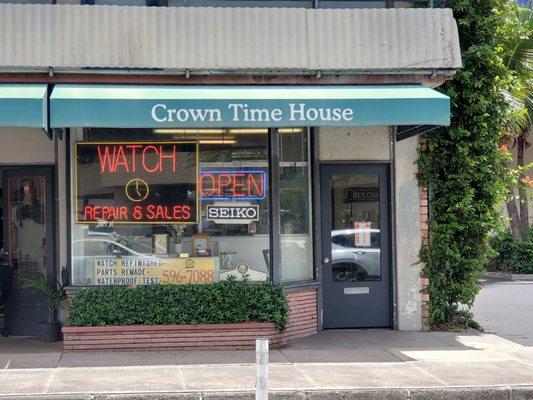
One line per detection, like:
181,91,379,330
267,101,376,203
50,84,450,128
0,84,49,130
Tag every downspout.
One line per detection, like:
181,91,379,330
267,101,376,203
390,126,398,330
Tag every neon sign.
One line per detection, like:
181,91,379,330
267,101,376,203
96,144,179,174
199,170,267,200
75,141,198,224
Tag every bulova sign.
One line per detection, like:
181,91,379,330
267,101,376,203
344,188,379,203
206,203,259,224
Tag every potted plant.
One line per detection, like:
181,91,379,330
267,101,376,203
20,267,67,342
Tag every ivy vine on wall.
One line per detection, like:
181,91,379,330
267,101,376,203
417,0,523,329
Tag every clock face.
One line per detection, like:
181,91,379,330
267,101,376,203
125,178,150,202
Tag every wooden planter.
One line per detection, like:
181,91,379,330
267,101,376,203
62,288,318,352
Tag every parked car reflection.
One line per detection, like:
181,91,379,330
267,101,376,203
331,229,381,282
72,238,160,285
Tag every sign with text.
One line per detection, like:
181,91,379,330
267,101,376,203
354,221,372,247
51,85,451,128
151,103,355,125
93,257,218,285
344,188,379,203
75,141,198,224
200,170,267,200
206,203,259,224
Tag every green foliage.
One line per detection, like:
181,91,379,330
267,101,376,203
502,6,532,127
68,282,289,331
417,0,524,329
489,227,533,273
20,267,68,324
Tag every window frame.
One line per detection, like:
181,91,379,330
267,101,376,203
66,127,316,287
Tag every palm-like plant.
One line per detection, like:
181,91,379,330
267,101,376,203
20,267,68,324
501,5,532,240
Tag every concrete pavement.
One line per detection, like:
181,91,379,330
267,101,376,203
1,330,533,399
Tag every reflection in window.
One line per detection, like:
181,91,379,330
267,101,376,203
0,0,53,3
70,128,270,286
330,174,381,282
83,0,164,5
279,128,313,282
169,0,312,6
198,131,270,282
318,1,386,7
7,177,47,279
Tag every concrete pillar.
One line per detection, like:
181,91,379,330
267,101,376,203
394,135,423,331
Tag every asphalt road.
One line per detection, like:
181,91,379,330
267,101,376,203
473,277,533,346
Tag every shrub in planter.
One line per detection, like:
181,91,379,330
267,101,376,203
489,228,533,274
68,281,289,331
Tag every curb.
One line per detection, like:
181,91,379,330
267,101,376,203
1,387,533,400
485,272,533,281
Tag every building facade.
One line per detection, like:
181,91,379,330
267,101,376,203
0,1,461,339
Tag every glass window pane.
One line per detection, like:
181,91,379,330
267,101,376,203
0,0,53,3
169,0,313,7
319,1,387,8
279,128,313,282
7,177,47,278
84,0,163,5
198,131,270,283
330,174,381,282
70,128,269,286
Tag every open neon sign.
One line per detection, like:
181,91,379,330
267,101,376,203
200,170,267,200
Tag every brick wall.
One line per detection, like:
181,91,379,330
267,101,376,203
419,137,430,329
276,288,318,344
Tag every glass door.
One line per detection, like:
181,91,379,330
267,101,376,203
2,167,54,336
320,164,390,328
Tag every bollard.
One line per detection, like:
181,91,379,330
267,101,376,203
256,338,269,400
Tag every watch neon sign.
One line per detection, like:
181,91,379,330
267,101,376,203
200,170,267,200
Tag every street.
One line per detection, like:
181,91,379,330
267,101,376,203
473,277,533,346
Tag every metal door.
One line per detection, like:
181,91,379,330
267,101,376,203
320,164,391,328
2,167,54,336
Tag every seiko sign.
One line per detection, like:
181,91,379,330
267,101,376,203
206,204,259,224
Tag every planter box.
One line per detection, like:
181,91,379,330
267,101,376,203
63,322,279,351
62,288,318,352
486,272,533,281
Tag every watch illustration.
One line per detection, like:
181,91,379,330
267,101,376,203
125,178,150,202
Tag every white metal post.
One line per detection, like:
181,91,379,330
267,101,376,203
255,338,269,400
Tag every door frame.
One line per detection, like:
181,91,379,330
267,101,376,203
1,164,57,331
315,160,394,329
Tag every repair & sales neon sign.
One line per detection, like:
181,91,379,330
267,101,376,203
75,141,198,224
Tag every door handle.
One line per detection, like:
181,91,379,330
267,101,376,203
322,257,330,265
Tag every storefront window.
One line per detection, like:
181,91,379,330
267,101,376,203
70,128,272,286
279,128,313,281
169,0,313,6
198,130,270,282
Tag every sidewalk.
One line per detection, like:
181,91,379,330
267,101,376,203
1,330,533,399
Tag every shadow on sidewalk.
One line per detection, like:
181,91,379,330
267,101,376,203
0,329,496,370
